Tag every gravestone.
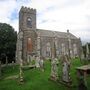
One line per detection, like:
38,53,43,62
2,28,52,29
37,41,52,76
17,31,24,83
39,57,44,72
76,65,90,90
19,59,24,83
62,55,71,83
50,57,59,81
27,54,31,65
35,56,40,68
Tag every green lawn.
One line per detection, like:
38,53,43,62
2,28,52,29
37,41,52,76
0,58,90,90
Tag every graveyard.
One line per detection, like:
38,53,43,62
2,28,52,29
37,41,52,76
0,3,90,90
0,58,90,90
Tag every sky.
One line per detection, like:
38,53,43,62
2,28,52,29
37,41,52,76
0,0,90,44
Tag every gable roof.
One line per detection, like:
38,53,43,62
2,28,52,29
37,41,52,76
37,29,78,39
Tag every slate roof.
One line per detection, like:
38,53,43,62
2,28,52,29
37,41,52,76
37,29,78,39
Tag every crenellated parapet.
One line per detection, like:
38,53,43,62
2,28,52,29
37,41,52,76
19,6,36,31
20,6,36,14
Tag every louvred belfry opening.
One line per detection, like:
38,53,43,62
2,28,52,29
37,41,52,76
27,38,33,52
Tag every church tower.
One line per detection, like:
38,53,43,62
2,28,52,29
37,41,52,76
19,6,36,31
19,6,37,64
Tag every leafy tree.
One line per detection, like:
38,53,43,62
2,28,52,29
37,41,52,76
0,23,17,63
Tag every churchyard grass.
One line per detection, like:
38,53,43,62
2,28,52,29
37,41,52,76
0,58,90,90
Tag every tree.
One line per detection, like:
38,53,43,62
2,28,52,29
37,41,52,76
0,23,17,63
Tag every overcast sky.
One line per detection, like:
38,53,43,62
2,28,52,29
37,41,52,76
0,0,90,44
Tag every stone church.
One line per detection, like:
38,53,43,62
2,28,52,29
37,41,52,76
16,6,82,64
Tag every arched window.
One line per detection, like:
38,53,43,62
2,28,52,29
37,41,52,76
27,17,32,28
46,42,51,57
61,43,65,55
27,38,33,52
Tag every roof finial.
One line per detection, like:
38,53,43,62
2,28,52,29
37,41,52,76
67,29,69,33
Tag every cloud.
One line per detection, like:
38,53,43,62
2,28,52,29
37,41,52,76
0,0,30,30
0,0,90,43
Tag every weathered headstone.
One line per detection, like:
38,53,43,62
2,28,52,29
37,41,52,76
62,55,71,83
19,59,24,83
76,65,90,90
35,56,40,68
86,43,90,60
27,54,31,65
39,57,44,72
50,57,59,81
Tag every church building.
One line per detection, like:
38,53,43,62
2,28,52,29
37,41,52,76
16,6,82,64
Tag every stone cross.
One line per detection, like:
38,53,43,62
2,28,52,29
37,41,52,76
16,31,23,64
19,59,24,83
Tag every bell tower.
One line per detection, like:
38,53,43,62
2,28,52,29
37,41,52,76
19,6,36,31
19,6,37,64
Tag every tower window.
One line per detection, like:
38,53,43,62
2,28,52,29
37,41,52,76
27,38,33,52
27,17,32,28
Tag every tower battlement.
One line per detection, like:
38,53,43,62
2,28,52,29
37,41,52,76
20,6,36,14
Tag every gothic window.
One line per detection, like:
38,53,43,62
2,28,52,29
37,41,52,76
58,48,61,55
27,17,32,28
46,42,51,57
27,38,33,52
61,43,65,55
